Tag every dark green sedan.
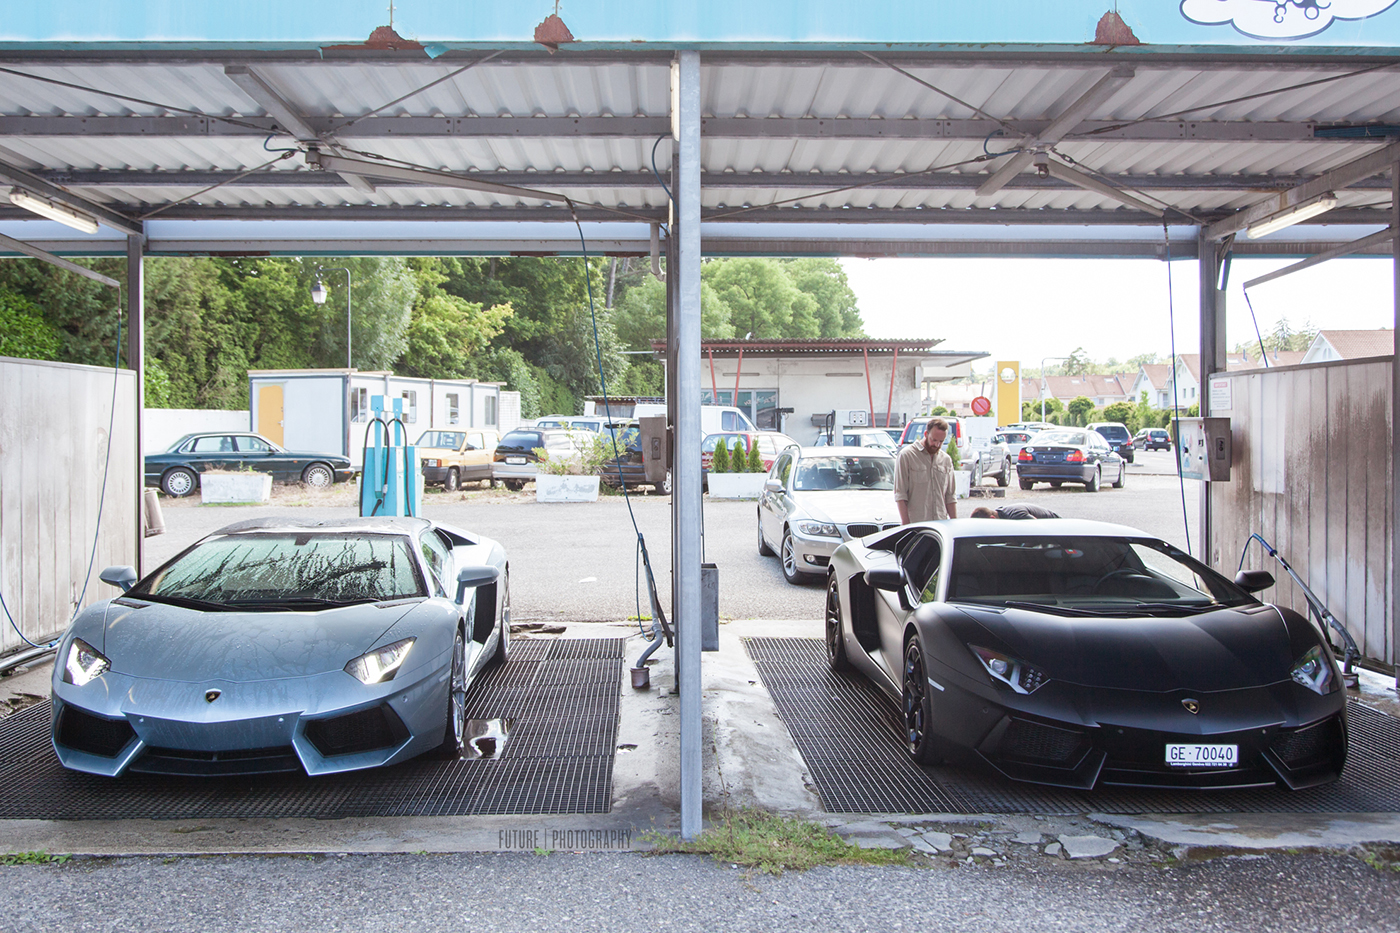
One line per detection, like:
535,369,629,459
145,432,357,497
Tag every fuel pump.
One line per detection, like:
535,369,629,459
359,395,422,518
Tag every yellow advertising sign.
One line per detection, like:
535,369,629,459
995,361,1020,426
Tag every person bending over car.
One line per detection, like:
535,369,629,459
970,503,1060,520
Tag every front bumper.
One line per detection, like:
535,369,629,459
51,658,450,778
787,528,845,572
334,467,357,483
926,664,1347,791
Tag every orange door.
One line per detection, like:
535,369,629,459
257,384,284,446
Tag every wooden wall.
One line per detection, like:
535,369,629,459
0,357,137,654
1208,356,1393,665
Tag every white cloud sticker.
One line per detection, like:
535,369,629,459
1181,0,1398,40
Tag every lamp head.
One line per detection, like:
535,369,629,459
310,279,328,305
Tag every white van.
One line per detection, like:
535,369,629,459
700,405,757,435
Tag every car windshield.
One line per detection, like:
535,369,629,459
130,533,425,609
416,431,465,449
1034,431,1088,446
945,536,1253,615
793,456,895,491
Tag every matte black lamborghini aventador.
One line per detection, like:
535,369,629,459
825,519,1347,791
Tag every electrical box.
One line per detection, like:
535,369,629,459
639,415,670,486
833,409,869,427
701,563,719,652
1174,417,1231,482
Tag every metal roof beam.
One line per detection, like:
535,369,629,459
223,65,376,194
38,168,1399,193
976,66,1135,197
0,115,1375,144
1241,227,1397,289
0,160,143,236
0,231,120,287
1205,139,1400,240
307,151,566,202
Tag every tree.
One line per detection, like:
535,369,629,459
612,275,734,350
780,258,864,337
0,289,60,360
395,259,511,379
712,437,730,474
1127,352,1160,369
1101,402,1132,424
705,258,814,339
1062,347,1093,376
746,437,763,473
1067,395,1094,426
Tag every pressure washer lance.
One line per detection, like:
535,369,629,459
1240,533,1361,690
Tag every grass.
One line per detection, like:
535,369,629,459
2,851,70,866
649,808,911,875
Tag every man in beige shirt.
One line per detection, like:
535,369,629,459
895,418,957,523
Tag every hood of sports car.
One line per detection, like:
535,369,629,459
793,491,900,528
953,603,1293,691
102,600,414,682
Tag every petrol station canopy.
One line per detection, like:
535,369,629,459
1,2,1399,261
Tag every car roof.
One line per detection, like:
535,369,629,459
795,446,895,458
214,517,431,536
910,517,1155,539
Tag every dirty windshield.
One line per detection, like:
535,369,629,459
792,456,895,492
130,533,426,610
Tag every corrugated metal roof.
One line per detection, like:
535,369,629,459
0,44,1395,251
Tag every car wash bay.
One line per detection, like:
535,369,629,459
0,40,1398,833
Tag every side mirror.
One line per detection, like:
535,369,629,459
100,566,138,592
866,567,911,610
455,565,500,603
763,478,783,492
1234,569,1275,594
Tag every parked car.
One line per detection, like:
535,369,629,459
144,432,356,498
813,428,898,450
823,518,1347,790
1005,421,1054,435
1016,428,1125,491
599,422,671,495
533,415,608,433
992,430,1034,463
1087,421,1135,463
416,429,499,491
881,427,906,445
757,447,900,585
491,428,584,490
964,434,1015,488
898,417,962,447
51,516,511,777
1134,427,1173,451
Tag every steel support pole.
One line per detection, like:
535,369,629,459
1198,229,1226,567
126,233,145,574
1391,160,1399,690
673,50,704,841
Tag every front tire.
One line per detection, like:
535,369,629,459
824,575,851,672
161,467,197,498
902,639,944,765
444,468,460,492
970,463,982,487
487,573,510,667
780,529,815,585
432,627,467,759
301,462,334,488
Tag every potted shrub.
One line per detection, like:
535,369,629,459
707,437,767,500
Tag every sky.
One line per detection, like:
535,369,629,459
840,255,1396,374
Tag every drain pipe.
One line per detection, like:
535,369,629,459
0,643,57,676
631,544,672,689
650,223,666,283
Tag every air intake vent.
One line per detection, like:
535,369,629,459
305,705,409,757
1271,717,1341,768
56,706,135,757
1001,718,1086,764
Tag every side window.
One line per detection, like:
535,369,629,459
191,435,234,453
485,395,498,426
773,452,793,485
722,411,737,431
351,387,368,423
899,533,943,604
237,436,271,453
467,432,484,450
419,531,452,598
446,393,459,425
402,390,418,424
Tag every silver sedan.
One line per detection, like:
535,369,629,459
757,447,901,585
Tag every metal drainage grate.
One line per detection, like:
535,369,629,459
746,637,1400,815
0,638,623,820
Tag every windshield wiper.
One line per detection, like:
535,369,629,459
223,597,378,611
122,592,231,612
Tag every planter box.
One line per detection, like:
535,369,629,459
953,470,971,500
535,473,601,503
201,471,273,504
707,472,767,500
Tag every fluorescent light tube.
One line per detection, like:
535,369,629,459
5,187,101,234
1246,192,1338,239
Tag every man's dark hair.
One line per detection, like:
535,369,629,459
970,506,996,518
926,417,949,434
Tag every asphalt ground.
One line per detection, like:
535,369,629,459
1,848,1397,933
146,448,1199,624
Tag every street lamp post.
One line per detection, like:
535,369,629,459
311,267,353,369
1040,356,1070,423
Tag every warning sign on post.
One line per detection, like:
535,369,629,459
1209,378,1232,413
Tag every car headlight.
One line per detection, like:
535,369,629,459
423,458,440,467
970,645,1048,695
796,521,840,537
63,638,110,686
1290,644,1337,695
345,637,415,685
